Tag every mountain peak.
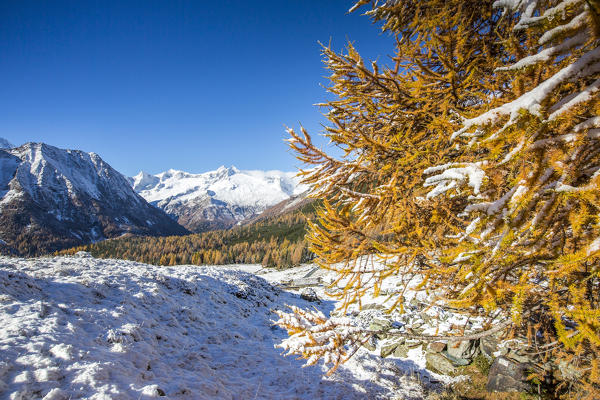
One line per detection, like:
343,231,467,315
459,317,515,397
130,166,306,232
0,138,14,149
132,170,160,192
0,143,187,255
215,165,240,177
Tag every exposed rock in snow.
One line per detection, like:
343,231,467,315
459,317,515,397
0,143,187,256
131,166,307,232
0,256,431,399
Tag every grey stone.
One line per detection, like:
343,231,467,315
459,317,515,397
394,344,410,358
381,343,398,358
506,349,534,364
299,288,319,302
480,336,498,360
426,352,458,375
442,350,470,366
369,318,392,332
486,356,532,393
406,339,423,348
447,339,480,360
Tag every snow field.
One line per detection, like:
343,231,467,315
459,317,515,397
0,256,429,399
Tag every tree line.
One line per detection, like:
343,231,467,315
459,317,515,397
60,201,316,269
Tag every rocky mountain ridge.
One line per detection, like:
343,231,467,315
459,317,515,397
0,142,187,255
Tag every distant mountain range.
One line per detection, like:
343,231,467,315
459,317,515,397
0,137,308,255
0,138,14,149
0,140,187,255
130,166,307,232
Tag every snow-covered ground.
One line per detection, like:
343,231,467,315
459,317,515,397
0,255,435,400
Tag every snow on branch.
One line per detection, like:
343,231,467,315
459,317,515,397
549,78,600,120
453,47,600,140
496,32,588,72
423,162,486,199
274,306,368,375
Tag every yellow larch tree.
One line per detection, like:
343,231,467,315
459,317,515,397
275,0,600,397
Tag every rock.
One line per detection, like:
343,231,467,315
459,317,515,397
380,343,398,358
486,356,532,393
447,339,479,361
406,339,423,348
426,352,458,375
380,340,410,358
480,336,498,360
394,344,410,358
442,350,470,367
361,303,385,311
369,318,392,339
369,318,392,331
299,288,319,302
506,349,534,364
362,337,376,351
428,341,447,353
557,360,583,382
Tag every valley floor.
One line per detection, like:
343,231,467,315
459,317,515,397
0,255,449,399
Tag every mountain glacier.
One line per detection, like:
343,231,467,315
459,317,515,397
131,166,306,232
0,142,187,255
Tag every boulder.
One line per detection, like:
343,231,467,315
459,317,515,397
299,288,319,302
426,352,458,375
442,350,470,367
381,343,398,358
427,341,447,353
486,356,532,393
369,318,392,331
369,318,392,339
361,303,385,311
480,336,498,360
380,339,410,358
447,339,480,361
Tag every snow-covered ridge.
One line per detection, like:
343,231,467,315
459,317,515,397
0,142,186,255
130,166,307,231
0,255,427,399
6,142,139,204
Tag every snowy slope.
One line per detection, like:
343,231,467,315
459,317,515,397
0,143,187,255
0,255,429,399
0,138,13,149
131,166,307,232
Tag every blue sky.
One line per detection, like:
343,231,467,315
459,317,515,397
0,1,393,176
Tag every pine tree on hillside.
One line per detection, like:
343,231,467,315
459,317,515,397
276,0,600,396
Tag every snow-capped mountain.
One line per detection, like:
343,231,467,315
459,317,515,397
0,142,187,255
130,166,306,232
0,137,14,149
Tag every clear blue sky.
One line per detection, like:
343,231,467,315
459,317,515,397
0,1,393,176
